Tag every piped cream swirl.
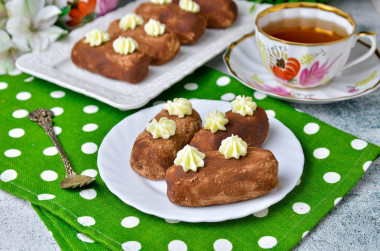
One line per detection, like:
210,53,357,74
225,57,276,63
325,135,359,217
113,36,138,55
163,98,192,118
219,135,248,159
144,18,166,37
231,95,257,116
146,117,176,139
174,145,206,172
179,0,200,13
84,29,110,47
151,0,172,4
204,110,229,133
119,13,144,31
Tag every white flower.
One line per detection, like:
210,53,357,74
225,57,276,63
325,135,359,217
0,30,17,74
45,0,68,9
0,2,8,29
5,0,67,52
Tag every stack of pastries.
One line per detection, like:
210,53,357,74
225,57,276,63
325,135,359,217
129,96,280,207
71,0,239,83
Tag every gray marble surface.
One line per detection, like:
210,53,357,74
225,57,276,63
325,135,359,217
1,0,379,250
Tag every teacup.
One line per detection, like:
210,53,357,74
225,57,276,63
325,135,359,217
255,2,377,89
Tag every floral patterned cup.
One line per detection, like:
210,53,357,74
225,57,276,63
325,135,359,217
255,2,377,89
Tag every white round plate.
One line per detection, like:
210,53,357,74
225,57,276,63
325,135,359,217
224,32,380,104
98,99,304,222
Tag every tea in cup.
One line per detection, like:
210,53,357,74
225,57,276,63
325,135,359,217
255,2,377,89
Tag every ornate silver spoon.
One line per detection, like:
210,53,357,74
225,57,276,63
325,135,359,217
29,108,95,189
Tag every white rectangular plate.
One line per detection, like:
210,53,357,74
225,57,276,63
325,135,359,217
16,0,267,110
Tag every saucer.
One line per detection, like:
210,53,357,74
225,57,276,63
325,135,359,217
224,32,380,104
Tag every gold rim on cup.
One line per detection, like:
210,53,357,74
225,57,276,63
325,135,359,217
255,2,357,47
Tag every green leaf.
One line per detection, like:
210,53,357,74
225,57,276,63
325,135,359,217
59,5,71,18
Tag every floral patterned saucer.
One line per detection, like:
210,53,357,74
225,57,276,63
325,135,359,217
224,32,380,104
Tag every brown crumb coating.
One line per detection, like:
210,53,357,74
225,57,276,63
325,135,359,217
71,38,149,83
190,107,269,152
166,147,279,207
107,20,180,65
130,109,202,180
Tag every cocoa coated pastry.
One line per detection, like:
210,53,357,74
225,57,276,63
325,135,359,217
71,38,149,83
130,109,202,180
190,107,269,152
107,20,180,65
173,0,238,28
166,147,279,207
135,2,207,44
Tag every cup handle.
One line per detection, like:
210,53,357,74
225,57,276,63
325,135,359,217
343,32,377,70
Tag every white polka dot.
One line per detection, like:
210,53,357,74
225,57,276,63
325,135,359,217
168,240,187,251
12,109,28,118
293,202,310,214
351,139,368,150
83,123,98,132
0,169,17,182
254,91,267,100
253,208,268,218
54,126,62,135
0,82,8,90
334,197,342,206
24,76,34,82
78,216,95,226
258,236,277,249
302,231,309,239
295,108,304,113
4,149,21,158
122,241,141,251
296,179,301,186
43,146,58,156
153,100,165,106
16,92,31,101
79,189,97,200
50,90,65,98
303,123,319,135
121,216,139,228
265,110,275,118
77,233,94,243
41,170,58,181
363,161,372,172
81,169,98,178
323,172,340,184
313,148,330,159
213,239,232,251
216,76,231,86
9,69,22,75
38,194,55,200
51,107,63,116
81,142,98,154
221,93,235,101
83,105,98,114
8,128,25,138
184,83,198,91
165,219,181,223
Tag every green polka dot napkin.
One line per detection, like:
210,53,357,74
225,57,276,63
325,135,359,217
0,66,379,250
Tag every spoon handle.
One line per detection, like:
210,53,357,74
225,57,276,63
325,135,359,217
29,109,76,177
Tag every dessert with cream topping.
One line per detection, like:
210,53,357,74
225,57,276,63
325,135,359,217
130,98,202,180
107,14,180,65
190,95,269,152
71,29,149,83
166,136,279,207
134,0,207,44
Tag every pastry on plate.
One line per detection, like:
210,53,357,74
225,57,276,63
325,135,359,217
71,29,149,83
190,95,269,152
173,0,238,28
166,136,279,206
135,0,206,44
107,14,180,65
130,98,202,180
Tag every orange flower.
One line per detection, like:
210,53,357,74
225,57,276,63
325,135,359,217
67,0,97,27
